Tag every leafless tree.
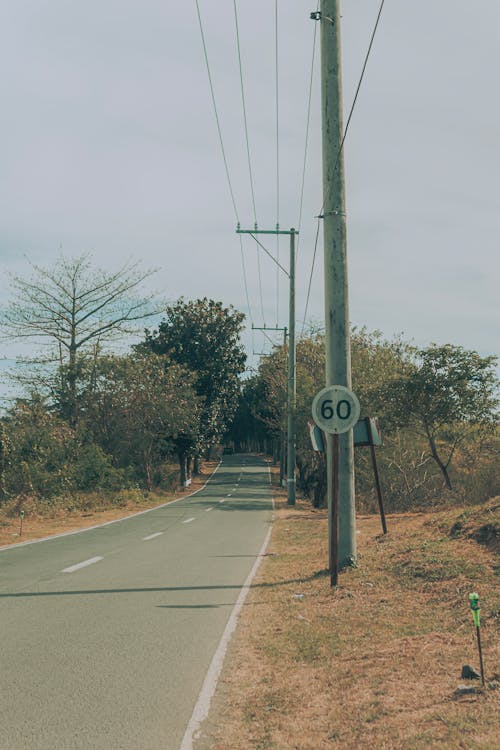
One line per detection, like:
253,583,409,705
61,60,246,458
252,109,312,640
2,253,163,424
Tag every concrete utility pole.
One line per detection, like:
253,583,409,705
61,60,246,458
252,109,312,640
319,1,356,564
252,323,288,484
237,226,297,505
287,231,296,505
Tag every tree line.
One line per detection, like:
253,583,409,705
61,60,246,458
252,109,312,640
0,253,498,514
230,329,499,510
0,255,245,504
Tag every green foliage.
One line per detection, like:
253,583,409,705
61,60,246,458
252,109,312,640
386,344,499,489
80,352,202,488
1,285,248,501
139,298,246,453
1,397,126,498
237,329,499,510
71,443,124,491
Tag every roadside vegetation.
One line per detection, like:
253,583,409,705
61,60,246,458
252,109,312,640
0,253,498,745
195,476,499,750
0,254,245,532
0,253,498,544
232,329,499,512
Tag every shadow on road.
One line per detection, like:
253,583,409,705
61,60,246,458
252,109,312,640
0,568,329,599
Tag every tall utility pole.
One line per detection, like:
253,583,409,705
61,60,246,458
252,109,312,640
287,230,296,504
237,226,297,505
252,324,288,484
319,2,356,564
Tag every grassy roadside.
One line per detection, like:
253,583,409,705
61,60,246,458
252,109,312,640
195,471,499,750
0,461,219,548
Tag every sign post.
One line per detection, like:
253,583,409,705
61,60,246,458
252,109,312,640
469,593,485,686
312,385,360,586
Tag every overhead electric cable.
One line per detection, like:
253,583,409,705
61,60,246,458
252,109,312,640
330,0,387,183
255,244,266,324
238,234,255,352
248,233,289,278
261,328,277,350
232,1,266,326
233,0,257,225
302,0,387,331
296,0,319,261
194,0,239,223
301,217,321,336
195,1,258,343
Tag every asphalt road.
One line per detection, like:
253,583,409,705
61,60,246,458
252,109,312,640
0,454,273,750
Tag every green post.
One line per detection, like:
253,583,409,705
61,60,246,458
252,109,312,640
469,593,485,686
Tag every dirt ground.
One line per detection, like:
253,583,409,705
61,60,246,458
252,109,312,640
194,477,499,750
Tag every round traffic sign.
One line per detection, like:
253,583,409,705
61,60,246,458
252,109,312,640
312,385,360,434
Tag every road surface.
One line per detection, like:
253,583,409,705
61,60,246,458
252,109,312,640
0,454,273,750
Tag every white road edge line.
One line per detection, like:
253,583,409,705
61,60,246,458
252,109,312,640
182,517,195,524
143,532,163,541
0,460,223,553
179,466,274,750
62,556,103,574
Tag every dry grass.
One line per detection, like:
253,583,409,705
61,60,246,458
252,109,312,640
195,477,499,750
0,462,219,548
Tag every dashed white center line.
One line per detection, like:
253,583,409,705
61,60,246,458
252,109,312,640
205,507,214,512
62,556,103,574
143,532,163,541
183,517,196,524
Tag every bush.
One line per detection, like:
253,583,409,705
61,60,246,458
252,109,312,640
72,443,124,491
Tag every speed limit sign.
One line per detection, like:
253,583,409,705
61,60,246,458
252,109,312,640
312,385,360,434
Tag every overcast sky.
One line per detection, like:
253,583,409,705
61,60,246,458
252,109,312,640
1,1,498,391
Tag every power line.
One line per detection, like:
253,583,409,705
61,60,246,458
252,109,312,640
232,1,266,326
195,1,261,342
238,234,255,352
238,234,253,326
254,238,266,324
301,216,321,335
296,0,319,250
233,0,257,225
330,0,387,184
301,0,387,331
194,0,239,224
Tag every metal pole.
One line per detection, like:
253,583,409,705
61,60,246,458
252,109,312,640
476,626,486,686
320,1,356,565
370,442,387,534
237,226,297,505
330,433,340,586
287,231,296,505
281,326,288,487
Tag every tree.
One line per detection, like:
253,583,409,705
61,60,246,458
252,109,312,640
3,395,78,498
2,253,162,425
138,298,246,465
386,344,499,489
0,422,12,502
80,353,202,488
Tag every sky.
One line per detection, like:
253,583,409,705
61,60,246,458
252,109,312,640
0,0,499,400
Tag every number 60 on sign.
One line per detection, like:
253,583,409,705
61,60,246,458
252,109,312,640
312,385,360,434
